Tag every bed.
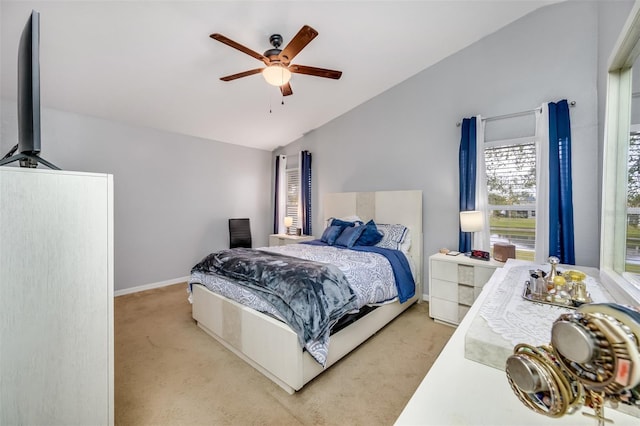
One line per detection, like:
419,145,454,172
189,190,423,394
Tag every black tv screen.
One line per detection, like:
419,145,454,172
18,9,41,155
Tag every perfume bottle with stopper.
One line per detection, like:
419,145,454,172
545,256,571,305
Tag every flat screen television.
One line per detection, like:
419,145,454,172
0,9,59,170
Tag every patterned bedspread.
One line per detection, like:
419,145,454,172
189,243,414,365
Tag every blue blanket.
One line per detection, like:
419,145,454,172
303,240,416,303
191,248,359,359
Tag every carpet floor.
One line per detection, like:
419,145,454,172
115,283,454,425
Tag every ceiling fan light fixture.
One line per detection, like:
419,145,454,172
262,64,291,86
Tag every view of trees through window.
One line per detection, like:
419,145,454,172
626,131,640,272
484,140,537,260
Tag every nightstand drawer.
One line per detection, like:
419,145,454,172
431,260,458,281
458,284,475,306
474,266,496,287
458,304,470,320
458,264,475,285
429,297,458,324
431,278,458,302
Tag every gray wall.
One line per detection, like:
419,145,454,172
276,1,633,292
1,101,272,291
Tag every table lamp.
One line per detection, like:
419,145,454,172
284,216,293,235
460,210,483,250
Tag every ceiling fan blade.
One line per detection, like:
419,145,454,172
210,33,270,65
280,83,293,96
289,64,342,80
219,68,264,81
279,25,318,65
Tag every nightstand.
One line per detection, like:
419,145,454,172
268,234,315,247
429,253,502,326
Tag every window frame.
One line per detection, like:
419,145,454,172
600,1,640,304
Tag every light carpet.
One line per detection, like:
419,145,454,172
115,283,454,425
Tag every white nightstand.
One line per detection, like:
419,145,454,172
429,252,502,326
268,234,315,247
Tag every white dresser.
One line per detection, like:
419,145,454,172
0,167,114,425
429,252,502,325
269,233,315,246
397,263,638,425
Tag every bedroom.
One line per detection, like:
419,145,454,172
2,0,640,424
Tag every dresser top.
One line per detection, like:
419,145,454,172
430,252,504,268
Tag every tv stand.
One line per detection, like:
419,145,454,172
0,149,60,170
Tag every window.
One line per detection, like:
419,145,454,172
600,2,640,304
286,168,300,231
484,137,537,260
626,129,640,274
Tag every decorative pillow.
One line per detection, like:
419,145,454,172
320,225,343,245
375,223,410,252
335,225,365,248
330,217,363,228
399,230,411,253
355,220,383,246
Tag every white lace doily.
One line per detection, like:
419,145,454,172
479,263,613,346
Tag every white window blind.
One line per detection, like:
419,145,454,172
286,168,300,229
484,137,537,260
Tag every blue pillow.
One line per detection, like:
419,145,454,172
330,218,362,228
335,225,365,248
320,225,343,245
355,220,383,246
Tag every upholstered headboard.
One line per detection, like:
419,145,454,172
323,190,423,298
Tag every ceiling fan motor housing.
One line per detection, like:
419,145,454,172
265,34,283,59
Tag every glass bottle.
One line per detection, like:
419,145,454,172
546,256,560,291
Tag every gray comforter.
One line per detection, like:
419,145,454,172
191,248,359,355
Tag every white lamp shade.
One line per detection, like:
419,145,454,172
283,216,293,227
262,65,292,86
460,210,483,232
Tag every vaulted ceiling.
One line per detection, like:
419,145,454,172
0,1,559,151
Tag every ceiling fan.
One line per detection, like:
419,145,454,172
210,25,342,96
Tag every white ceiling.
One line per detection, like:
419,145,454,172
1,1,559,151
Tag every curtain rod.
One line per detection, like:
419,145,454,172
455,100,576,127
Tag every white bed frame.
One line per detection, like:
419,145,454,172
192,190,423,394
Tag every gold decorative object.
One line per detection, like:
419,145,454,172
522,258,592,308
506,303,640,425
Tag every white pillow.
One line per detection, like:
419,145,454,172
375,223,411,253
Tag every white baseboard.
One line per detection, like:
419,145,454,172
114,276,190,297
